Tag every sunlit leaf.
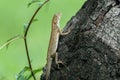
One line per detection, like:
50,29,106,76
0,35,24,50
28,0,42,7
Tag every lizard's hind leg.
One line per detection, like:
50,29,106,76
55,52,65,68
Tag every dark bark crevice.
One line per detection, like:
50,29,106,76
115,0,120,5
41,0,120,80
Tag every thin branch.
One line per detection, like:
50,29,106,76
24,38,36,80
0,35,23,50
23,0,49,80
24,0,49,37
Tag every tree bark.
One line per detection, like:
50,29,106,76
41,0,120,80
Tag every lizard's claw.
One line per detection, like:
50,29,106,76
56,60,66,69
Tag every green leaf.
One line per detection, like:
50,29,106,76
28,0,42,7
27,67,43,80
0,35,23,50
16,66,43,80
33,19,39,22
24,23,28,32
38,2,43,6
16,66,30,80
23,19,38,33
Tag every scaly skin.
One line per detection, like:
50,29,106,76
46,13,61,80
46,13,70,80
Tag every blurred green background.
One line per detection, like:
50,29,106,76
0,0,85,80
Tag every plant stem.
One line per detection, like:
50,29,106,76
23,0,49,80
24,0,49,37
24,38,36,80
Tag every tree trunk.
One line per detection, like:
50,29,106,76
41,0,120,80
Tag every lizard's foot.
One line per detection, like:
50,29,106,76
60,29,71,35
55,52,66,68
56,60,65,69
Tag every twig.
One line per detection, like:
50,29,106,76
24,0,49,36
0,35,23,50
23,0,49,80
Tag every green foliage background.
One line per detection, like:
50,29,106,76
0,0,85,80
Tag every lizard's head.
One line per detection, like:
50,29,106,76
52,13,62,25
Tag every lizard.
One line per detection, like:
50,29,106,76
45,13,70,80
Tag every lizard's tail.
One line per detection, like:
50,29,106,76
46,58,52,80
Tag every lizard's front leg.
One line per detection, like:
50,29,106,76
57,27,71,35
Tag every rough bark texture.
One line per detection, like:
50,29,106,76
41,0,120,80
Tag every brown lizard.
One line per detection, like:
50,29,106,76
45,13,70,80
